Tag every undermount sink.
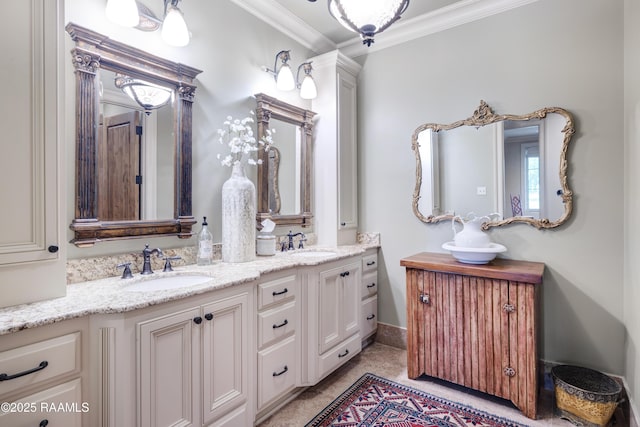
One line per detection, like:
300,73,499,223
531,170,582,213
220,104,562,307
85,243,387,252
124,274,212,292
290,251,337,258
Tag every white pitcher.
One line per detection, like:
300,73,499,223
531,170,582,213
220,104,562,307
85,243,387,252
451,212,500,248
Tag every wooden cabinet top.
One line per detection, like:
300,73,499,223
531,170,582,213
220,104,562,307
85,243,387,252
400,252,544,284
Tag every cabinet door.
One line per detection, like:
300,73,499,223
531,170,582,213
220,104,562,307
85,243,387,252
318,261,360,354
138,307,201,427
0,0,65,307
337,68,358,231
201,293,250,425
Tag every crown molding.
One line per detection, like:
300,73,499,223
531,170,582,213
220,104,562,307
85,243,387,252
338,0,541,57
230,0,539,58
228,0,337,54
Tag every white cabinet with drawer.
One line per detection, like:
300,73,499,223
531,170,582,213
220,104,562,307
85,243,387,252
360,250,379,342
256,272,300,417
0,318,88,427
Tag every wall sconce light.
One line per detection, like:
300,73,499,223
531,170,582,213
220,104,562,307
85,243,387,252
105,0,191,47
263,51,318,99
114,74,173,114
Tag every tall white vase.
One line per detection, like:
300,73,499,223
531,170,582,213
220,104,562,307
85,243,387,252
222,162,256,263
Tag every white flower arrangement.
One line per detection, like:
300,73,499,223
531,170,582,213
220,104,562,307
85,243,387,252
216,111,275,167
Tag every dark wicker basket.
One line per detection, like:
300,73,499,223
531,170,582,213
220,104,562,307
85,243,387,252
552,365,622,427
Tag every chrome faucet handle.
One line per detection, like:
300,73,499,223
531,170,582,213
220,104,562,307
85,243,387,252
281,241,288,252
298,234,307,249
163,256,182,272
117,262,133,279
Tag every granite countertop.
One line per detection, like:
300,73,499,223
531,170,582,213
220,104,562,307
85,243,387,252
0,244,378,336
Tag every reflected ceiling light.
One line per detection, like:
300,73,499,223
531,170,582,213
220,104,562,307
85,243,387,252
105,0,139,27
328,0,410,46
297,62,317,100
105,0,191,47
114,75,173,114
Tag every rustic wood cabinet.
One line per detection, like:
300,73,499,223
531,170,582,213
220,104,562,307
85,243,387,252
400,253,544,419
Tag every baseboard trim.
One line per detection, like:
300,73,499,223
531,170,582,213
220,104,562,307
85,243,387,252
374,322,407,350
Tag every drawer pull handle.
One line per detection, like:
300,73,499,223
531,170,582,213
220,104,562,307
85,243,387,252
367,283,376,288
273,365,288,377
0,360,48,381
272,319,289,329
366,261,376,266
272,288,288,296
193,317,203,325
338,349,349,358
340,271,350,277
40,420,49,427
204,313,213,321
366,314,376,320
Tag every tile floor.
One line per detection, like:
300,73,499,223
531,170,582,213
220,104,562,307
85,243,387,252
257,342,629,427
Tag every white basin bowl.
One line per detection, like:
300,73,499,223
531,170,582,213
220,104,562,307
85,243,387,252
290,251,337,258
442,241,507,264
124,274,212,292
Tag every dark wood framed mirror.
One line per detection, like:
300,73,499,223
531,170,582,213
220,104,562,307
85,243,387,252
255,93,316,228
66,23,202,247
412,100,575,229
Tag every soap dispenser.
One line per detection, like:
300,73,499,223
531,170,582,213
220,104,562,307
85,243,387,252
197,216,213,265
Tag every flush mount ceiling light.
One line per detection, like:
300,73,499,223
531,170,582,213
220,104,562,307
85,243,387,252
105,0,191,47
114,74,173,113
262,51,318,99
327,0,410,46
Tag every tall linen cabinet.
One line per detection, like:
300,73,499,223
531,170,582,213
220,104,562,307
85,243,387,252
310,50,361,246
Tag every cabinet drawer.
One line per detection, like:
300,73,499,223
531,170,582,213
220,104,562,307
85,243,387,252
0,332,80,397
257,336,297,410
258,274,298,310
318,333,361,380
361,296,378,339
258,301,297,349
361,271,378,299
362,254,378,273
0,378,83,427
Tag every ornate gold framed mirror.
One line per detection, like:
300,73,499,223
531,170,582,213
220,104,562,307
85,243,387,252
255,93,316,228
412,101,575,229
66,23,202,246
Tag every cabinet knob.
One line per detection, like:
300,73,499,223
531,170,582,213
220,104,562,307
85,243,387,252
193,317,203,325
204,313,213,321
503,367,516,377
40,420,49,427
340,271,350,277
419,293,431,304
502,303,516,313
47,245,59,253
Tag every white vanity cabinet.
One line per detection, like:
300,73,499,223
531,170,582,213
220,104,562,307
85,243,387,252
302,257,362,384
311,50,362,246
360,250,379,341
91,283,254,427
0,0,66,308
255,272,300,419
0,318,89,427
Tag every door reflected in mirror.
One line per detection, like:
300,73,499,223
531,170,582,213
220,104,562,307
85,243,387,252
412,101,575,230
267,121,302,216
98,69,175,221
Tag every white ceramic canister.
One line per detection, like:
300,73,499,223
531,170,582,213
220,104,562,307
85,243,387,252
256,234,276,256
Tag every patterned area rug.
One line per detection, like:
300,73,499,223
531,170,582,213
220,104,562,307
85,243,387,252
305,373,529,427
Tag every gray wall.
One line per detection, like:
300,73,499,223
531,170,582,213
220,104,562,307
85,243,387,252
624,0,640,413
358,0,625,374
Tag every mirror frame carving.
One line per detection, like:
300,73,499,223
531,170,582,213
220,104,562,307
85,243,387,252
66,23,203,247
255,93,316,228
411,100,575,229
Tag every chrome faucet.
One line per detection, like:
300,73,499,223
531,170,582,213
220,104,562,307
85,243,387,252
141,244,163,275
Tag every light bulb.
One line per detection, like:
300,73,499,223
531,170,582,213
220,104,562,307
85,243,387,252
161,5,190,47
299,75,317,99
276,64,295,91
105,0,139,27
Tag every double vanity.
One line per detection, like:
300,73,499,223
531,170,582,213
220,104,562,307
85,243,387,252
0,245,378,427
